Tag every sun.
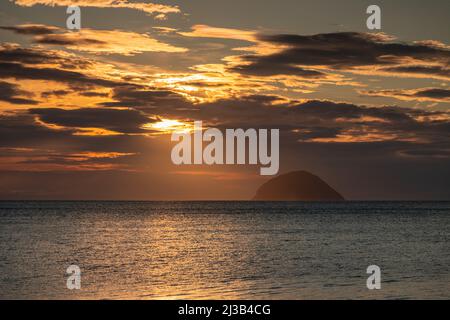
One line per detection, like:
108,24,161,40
142,118,192,133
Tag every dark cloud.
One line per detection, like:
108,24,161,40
230,32,450,79
361,88,450,102
0,44,92,69
6,87,448,152
231,61,326,77
101,89,449,148
0,24,187,55
80,91,110,98
0,62,120,88
416,88,450,99
399,147,450,158
102,85,191,110
29,107,154,134
242,94,288,103
174,97,450,148
188,97,406,127
0,112,74,147
35,35,106,46
0,44,117,91
0,44,60,65
0,24,57,35
41,90,72,98
380,65,450,79
0,81,38,105
0,111,153,155
95,84,450,146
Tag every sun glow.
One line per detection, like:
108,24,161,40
143,119,192,133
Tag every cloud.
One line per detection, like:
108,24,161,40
0,61,120,88
0,24,58,35
3,65,446,148
0,110,159,175
179,24,282,56
34,29,187,55
0,81,39,105
29,107,155,134
2,94,449,170
231,60,326,77
2,24,187,55
100,85,193,113
1,43,447,148
184,97,449,145
179,25,257,42
229,32,450,80
0,43,76,65
10,0,180,19
0,147,136,172
0,112,74,147
0,44,135,90
360,88,450,103
79,91,109,97
379,65,450,80
153,27,178,34
40,89,71,98
98,84,450,146
399,147,450,158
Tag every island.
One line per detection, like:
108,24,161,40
253,170,345,201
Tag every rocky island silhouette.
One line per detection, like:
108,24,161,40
253,170,345,201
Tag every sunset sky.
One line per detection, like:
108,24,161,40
0,0,449,200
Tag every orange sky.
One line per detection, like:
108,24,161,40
0,0,449,200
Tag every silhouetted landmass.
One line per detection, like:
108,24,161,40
253,170,345,201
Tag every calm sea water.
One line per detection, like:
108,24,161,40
0,201,448,300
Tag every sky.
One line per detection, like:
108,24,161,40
0,0,449,200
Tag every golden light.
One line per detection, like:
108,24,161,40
142,118,193,134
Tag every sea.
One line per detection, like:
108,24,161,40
0,201,448,299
